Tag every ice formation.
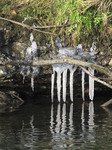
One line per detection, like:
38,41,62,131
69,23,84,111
69,66,77,102
82,70,85,101
20,33,39,91
51,64,77,102
88,68,94,100
51,42,96,102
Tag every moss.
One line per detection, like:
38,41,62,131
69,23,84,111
0,0,112,45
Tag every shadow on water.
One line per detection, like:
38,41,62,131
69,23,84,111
0,96,112,150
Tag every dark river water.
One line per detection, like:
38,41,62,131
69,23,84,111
0,97,112,150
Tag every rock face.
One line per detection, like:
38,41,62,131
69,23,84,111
0,18,112,106
0,91,24,112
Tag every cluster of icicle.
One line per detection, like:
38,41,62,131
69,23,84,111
51,43,96,102
20,33,39,91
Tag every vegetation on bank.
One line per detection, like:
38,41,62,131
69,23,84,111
0,0,112,45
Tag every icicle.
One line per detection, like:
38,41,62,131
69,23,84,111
82,70,85,101
31,76,34,91
51,71,55,102
30,33,34,42
69,66,77,102
20,33,39,91
62,69,67,102
57,72,62,102
31,41,37,60
20,66,26,84
88,68,94,100
70,70,74,102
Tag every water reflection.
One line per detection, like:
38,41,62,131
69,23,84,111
50,103,74,149
1,100,112,149
81,102,95,145
50,102,95,149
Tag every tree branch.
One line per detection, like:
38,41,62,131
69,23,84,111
32,57,112,78
80,67,112,89
0,16,75,34
1,57,112,78
101,98,112,107
0,17,55,35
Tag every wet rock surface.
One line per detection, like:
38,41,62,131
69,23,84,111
0,91,24,112
0,20,112,108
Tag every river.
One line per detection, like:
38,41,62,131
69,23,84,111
0,96,112,150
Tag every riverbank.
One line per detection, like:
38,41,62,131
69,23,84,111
0,0,112,110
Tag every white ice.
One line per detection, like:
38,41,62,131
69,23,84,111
31,66,40,91
51,44,96,102
88,68,94,100
30,41,37,60
52,64,64,102
57,71,61,102
21,33,39,91
69,66,77,102
82,70,85,101
63,69,67,102
52,64,76,102
59,48,77,57
31,77,34,91
25,34,37,61
30,33,34,42
51,71,55,102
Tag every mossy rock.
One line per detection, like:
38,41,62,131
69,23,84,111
0,91,24,112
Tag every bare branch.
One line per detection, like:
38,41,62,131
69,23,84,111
32,58,112,78
101,98,112,107
0,17,75,34
81,67,112,89
0,17,55,35
1,57,112,78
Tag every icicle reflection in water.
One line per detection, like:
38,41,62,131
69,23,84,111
51,64,77,102
20,33,39,91
50,103,74,149
50,102,95,149
81,101,95,144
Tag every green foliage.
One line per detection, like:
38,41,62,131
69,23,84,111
94,15,103,26
0,0,112,43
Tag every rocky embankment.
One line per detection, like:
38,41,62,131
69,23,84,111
0,19,112,110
